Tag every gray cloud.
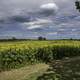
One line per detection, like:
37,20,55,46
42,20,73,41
0,0,76,19
0,0,80,39
0,0,54,18
0,1,59,24
9,16,32,23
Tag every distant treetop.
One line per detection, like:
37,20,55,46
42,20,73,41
75,0,80,12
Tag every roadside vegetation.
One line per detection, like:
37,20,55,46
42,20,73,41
0,40,80,80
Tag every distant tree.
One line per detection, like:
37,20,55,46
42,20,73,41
43,37,46,40
38,36,46,40
12,37,16,40
75,0,80,12
70,38,73,40
38,36,43,40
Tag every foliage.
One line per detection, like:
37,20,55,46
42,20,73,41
75,1,80,12
37,57,80,80
0,40,80,71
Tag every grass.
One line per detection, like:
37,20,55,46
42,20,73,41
0,40,80,49
0,63,49,80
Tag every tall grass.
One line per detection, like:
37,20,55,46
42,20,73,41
0,44,80,71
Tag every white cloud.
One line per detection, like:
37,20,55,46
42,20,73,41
22,18,52,29
58,29,65,31
23,18,52,25
47,32,58,35
27,25,42,30
72,29,77,31
40,3,58,12
39,3,58,16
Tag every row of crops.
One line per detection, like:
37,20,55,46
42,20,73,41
0,43,80,72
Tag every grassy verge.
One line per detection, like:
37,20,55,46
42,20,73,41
0,63,49,80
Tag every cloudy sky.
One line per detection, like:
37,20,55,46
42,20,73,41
0,0,80,39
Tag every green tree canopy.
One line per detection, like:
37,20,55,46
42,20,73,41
75,0,80,12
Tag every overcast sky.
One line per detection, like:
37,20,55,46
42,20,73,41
0,0,80,39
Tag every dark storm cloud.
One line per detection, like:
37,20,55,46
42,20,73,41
9,16,32,23
0,0,59,24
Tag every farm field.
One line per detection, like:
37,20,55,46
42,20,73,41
0,40,80,80
0,40,80,49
